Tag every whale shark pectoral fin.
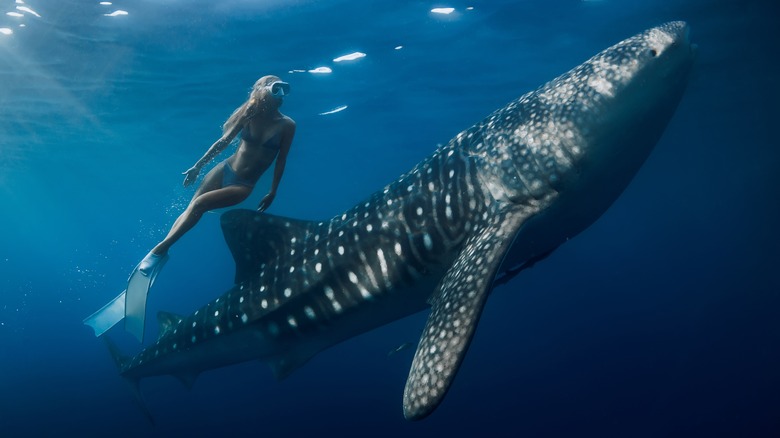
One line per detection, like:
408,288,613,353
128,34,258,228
403,210,527,421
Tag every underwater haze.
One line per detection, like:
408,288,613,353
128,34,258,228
1,0,779,436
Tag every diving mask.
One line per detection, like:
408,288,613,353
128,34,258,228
265,81,290,98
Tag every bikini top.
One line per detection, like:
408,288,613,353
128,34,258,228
242,128,281,151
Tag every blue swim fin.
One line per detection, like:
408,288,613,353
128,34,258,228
83,290,126,337
124,253,169,343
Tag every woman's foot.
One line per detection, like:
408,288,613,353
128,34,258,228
139,251,167,276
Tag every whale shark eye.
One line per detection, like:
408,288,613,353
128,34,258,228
649,49,658,57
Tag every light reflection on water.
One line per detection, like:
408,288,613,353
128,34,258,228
0,1,490,189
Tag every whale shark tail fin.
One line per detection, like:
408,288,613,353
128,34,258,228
103,335,130,369
102,336,155,425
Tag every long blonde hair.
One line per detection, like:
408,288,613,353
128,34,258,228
221,75,281,136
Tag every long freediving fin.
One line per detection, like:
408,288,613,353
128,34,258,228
125,254,169,343
83,290,126,337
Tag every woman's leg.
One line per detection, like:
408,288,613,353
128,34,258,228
150,165,252,256
151,186,251,255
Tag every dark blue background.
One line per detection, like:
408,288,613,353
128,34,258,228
1,0,778,436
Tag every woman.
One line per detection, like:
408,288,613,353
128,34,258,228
84,75,295,342
139,75,296,275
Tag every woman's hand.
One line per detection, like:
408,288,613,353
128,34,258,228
257,192,276,212
182,166,201,187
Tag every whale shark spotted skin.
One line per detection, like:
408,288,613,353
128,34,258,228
110,22,694,420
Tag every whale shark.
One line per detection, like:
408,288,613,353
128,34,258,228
104,22,694,420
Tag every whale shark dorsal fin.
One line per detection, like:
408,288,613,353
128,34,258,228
220,209,322,285
156,311,184,340
403,210,528,421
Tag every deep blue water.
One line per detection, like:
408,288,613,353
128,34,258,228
1,0,778,436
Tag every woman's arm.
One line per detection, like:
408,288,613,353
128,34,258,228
182,114,247,187
258,119,296,212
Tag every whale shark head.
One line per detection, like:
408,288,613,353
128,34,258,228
473,21,694,210
570,21,695,184
404,24,694,419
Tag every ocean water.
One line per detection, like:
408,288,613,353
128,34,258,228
1,0,778,436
